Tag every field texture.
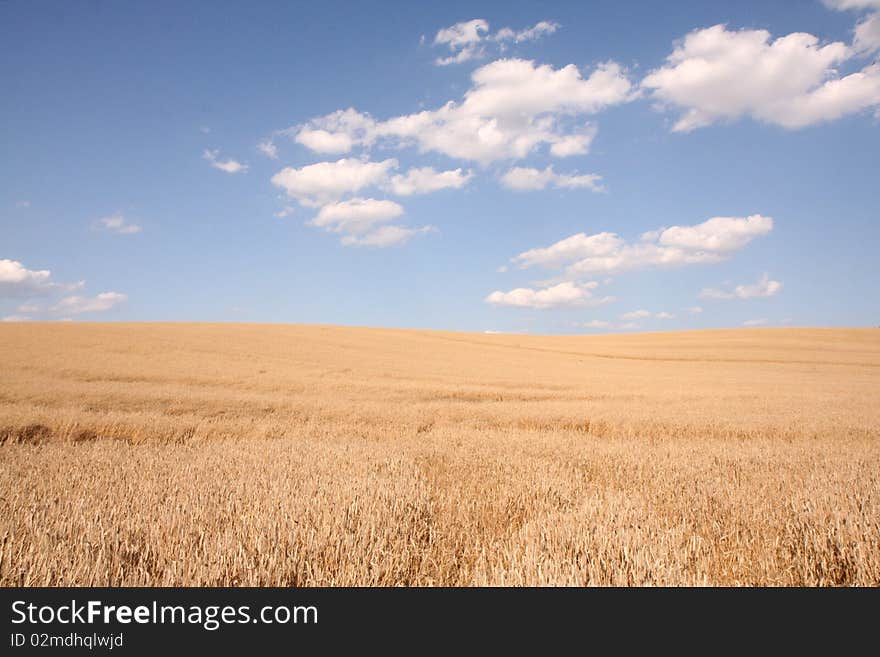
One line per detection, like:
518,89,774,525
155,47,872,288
1,323,878,586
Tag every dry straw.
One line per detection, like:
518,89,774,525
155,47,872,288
1,323,878,585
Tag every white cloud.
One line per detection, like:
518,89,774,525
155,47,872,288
619,322,641,330
494,21,559,45
1,315,32,322
292,108,376,154
620,309,674,321
49,292,127,315
485,281,613,310
203,149,248,173
270,157,398,207
621,309,652,320
0,259,52,297
296,129,355,153
512,232,625,269
95,214,142,235
290,58,633,164
16,200,30,208
700,273,783,300
823,1,880,10
341,224,435,248
434,19,489,49
200,126,211,134
307,198,433,248
500,165,603,191
388,167,473,196
642,23,880,131
257,140,279,159
509,215,773,276
432,19,559,66
311,198,404,235
274,205,296,218
854,12,880,53
686,305,703,314
743,318,769,326
268,158,446,248
659,214,773,252
0,259,80,298
583,319,611,329
17,303,40,313
434,19,489,65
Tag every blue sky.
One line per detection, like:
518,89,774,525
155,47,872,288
2,0,878,333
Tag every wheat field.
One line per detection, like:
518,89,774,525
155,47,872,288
0,323,878,586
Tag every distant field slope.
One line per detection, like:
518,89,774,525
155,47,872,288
1,324,878,585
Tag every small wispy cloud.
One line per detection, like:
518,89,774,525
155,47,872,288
203,149,248,174
49,292,127,315
700,274,782,300
432,18,559,65
500,166,603,192
620,309,674,321
94,214,142,235
257,140,279,159
274,205,296,218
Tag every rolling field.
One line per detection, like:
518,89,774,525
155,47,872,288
1,323,878,586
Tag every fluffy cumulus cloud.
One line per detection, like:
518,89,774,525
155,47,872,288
658,214,774,252
485,281,613,310
1,260,127,316
742,318,769,327
203,149,248,173
433,19,489,65
291,109,377,154
269,158,457,247
49,292,127,315
271,158,398,207
642,23,880,131
699,273,783,300
95,214,141,235
289,58,633,164
1,259,54,297
509,215,773,277
387,167,473,196
308,198,433,247
310,198,404,234
0,259,84,298
500,165,603,191
432,18,559,66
